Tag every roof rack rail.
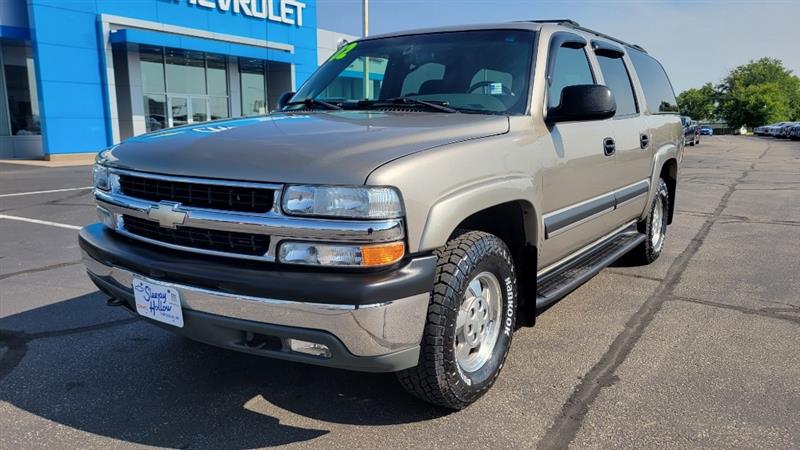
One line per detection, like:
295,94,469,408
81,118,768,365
523,19,581,27
523,19,647,53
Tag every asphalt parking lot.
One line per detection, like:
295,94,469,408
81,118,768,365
1,135,799,449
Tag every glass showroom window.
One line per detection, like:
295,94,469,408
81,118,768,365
0,46,9,137
206,54,229,120
240,58,267,116
139,45,230,132
140,45,167,132
2,43,41,136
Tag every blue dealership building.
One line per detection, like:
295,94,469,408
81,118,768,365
0,0,350,159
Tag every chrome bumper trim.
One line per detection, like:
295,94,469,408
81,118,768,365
83,251,429,357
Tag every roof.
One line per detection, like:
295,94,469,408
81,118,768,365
362,19,646,53
363,21,543,41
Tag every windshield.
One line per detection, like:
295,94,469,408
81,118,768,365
289,30,536,115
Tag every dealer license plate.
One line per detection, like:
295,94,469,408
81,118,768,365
132,277,184,328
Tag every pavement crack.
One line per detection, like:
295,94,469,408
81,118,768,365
26,317,139,341
0,260,83,281
669,295,800,325
0,190,91,213
537,142,771,450
717,215,800,228
604,270,664,282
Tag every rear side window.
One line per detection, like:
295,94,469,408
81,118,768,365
596,54,638,117
548,46,594,109
628,50,678,113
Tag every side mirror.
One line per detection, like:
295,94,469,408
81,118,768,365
546,85,616,124
277,91,295,110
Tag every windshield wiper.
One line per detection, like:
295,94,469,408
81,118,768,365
359,97,458,113
284,98,343,111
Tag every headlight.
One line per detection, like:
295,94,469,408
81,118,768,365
93,163,109,191
282,185,403,219
93,149,113,191
279,241,405,267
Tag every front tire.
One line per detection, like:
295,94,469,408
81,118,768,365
629,178,669,265
397,230,518,409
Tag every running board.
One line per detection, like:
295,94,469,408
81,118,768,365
535,230,646,309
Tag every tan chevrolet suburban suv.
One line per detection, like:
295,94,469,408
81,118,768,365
82,20,683,409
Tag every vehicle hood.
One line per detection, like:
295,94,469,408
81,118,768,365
106,112,509,185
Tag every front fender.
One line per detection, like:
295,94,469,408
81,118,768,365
417,176,540,252
365,129,544,254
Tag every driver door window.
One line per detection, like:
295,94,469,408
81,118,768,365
548,46,594,109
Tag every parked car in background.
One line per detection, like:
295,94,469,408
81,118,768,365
699,126,713,136
681,116,699,145
777,122,798,139
790,124,800,140
755,124,777,136
767,123,789,137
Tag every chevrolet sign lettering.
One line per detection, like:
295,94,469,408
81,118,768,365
147,202,188,229
188,0,306,27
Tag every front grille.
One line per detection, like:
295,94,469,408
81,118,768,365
122,215,270,257
119,174,275,213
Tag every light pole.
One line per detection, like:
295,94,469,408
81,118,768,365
363,0,369,37
362,0,370,99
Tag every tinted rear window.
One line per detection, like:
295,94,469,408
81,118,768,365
628,50,678,114
596,54,638,117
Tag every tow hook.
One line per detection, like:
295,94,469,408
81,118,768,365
106,297,126,307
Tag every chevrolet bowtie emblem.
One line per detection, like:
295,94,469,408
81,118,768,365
147,202,187,229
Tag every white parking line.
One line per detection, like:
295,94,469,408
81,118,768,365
0,186,93,198
0,214,82,230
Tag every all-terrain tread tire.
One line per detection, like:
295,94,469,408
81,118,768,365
629,178,669,265
396,230,517,410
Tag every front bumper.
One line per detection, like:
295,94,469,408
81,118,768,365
80,224,436,372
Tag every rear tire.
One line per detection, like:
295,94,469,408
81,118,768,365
629,178,669,265
396,230,518,410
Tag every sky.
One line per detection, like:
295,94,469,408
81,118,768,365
317,0,800,94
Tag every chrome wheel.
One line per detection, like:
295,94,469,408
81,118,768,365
651,196,665,251
455,271,503,373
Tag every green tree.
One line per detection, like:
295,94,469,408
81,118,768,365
717,58,800,128
677,82,718,120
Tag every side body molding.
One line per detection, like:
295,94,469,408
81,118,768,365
542,179,650,239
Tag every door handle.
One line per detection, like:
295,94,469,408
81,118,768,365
640,133,650,149
603,137,616,156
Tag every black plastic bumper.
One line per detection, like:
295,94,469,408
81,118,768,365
79,223,436,305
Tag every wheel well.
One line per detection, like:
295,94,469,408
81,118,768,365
660,159,678,224
453,201,537,326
